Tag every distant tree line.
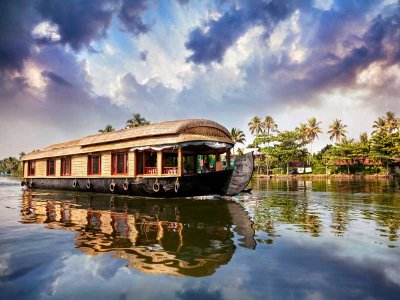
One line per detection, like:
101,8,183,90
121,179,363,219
232,111,400,175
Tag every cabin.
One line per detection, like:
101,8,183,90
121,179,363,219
21,119,233,179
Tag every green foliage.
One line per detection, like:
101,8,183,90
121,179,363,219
0,157,20,176
125,113,150,128
269,130,309,173
98,124,115,133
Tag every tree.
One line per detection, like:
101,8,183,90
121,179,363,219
328,119,347,143
230,128,246,155
262,116,277,175
269,130,308,174
306,117,323,147
248,116,263,136
372,117,387,135
98,124,115,133
370,132,399,173
126,113,150,128
263,116,277,136
384,111,398,133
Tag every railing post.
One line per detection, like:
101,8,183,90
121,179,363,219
157,151,163,176
178,146,183,176
133,150,137,177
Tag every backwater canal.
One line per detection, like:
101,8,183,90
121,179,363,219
0,176,399,299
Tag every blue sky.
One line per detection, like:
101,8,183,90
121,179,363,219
1,0,400,157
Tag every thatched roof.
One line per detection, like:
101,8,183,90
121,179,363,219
22,119,233,161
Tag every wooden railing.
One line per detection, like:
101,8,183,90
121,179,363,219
163,167,178,175
144,167,157,175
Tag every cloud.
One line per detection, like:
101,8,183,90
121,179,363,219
118,0,150,36
185,0,303,64
112,72,178,120
41,71,73,87
139,50,149,61
0,0,35,71
35,0,118,51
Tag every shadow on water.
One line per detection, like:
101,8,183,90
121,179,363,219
20,190,256,277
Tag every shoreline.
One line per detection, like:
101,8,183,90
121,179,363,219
253,173,395,180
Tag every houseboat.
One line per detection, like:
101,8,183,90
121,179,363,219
21,119,253,197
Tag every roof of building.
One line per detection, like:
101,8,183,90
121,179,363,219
22,119,233,161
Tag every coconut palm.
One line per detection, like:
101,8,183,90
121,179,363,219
372,117,386,135
248,116,263,135
327,119,347,143
306,117,323,142
359,132,368,145
263,116,277,136
305,117,322,156
262,116,277,175
384,111,398,133
230,128,246,155
125,113,150,128
296,123,309,143
98,124,115,133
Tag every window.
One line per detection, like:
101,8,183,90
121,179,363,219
28,161,35,176
112,152,128,175
88,155,101,175
47,159,55,176
61,157,71,176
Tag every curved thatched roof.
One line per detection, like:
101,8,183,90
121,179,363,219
22,119,233,161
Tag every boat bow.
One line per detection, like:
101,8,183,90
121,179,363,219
224,152,254,196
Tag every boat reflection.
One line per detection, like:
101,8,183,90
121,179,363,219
20,190,255,277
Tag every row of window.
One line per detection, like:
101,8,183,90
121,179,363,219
27,153,127,176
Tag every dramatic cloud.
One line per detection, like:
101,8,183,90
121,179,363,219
0,0,35,71
185,0,304,64
118,0,150,36
1,0,400,157
35,0,117,51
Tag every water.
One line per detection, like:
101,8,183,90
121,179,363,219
0,176,399,299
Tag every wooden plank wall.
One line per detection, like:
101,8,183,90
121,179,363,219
55,159,61,176
24,162,28,177
35,160,46,177
102,152,111,176
128,152,135,176
71,155,88,177
25,150,145,178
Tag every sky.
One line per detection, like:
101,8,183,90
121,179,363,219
1,0,400,158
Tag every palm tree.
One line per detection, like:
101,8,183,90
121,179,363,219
19,152,26,160
248,116,263,135
306,117,322,154
98,124,115,133
359,132,368,145
230,128,246,155
384,111,398,133
263,116,277,136
125,113,150,128
372,117,386,135
296,123,309,143
327,119,347,143
263,116,277,175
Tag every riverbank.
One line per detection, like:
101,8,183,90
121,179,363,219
253,173,395,180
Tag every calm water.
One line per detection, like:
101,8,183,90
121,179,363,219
0,177,399,299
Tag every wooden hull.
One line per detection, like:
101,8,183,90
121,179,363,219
22,153,254,197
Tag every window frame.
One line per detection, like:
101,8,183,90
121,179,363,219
28,161,35,176
111,152,128,175
46,159,55,176
61,157,71,176
88,155,101,175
